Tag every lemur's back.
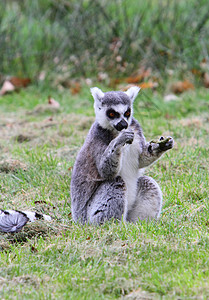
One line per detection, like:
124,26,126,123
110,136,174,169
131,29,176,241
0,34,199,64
71,122,113,222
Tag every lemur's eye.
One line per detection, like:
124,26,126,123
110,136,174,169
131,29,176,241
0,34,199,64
109,112,115,118
124,109,131,118
106,109,119,119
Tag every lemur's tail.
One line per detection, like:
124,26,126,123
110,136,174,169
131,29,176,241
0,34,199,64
0,209,51,233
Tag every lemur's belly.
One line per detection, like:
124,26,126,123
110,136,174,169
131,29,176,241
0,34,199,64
119,135,143,211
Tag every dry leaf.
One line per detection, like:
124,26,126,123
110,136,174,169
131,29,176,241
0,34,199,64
120,82,158,92
191,69,203,76
38,71,46,81
139,82,158,89
30,246,38,253
125,68,151,84
203,73,209,88
0,80,15,95
0,77,31,96
109,78,123,88
48,96,60,108
164,94,179,102
15,134,34,143
97,72,109,82
164,113,174,119
70,82,81,95
171,80,194,94
200,58,208,70
125,74,144,84
9,77,31,88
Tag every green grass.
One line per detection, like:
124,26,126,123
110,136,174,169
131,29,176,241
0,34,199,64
0,85,209,299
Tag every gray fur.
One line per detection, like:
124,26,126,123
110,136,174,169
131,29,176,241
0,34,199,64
70,87,174,224
101,91,130,106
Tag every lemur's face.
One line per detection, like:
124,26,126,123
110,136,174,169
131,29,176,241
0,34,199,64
91,87,140,132
103,103,131,131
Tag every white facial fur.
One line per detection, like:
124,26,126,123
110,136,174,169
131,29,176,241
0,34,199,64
90,86,140,131
96,103,132,131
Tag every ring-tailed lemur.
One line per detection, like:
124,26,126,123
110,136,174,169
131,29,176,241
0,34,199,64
0,210,51,233
71,86,174,224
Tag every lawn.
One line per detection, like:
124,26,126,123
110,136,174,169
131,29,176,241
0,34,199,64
0,85,208,299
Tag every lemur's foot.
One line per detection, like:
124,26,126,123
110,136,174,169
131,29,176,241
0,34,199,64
148,136,174,153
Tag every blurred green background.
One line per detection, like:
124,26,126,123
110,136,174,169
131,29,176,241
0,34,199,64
0,0,209,86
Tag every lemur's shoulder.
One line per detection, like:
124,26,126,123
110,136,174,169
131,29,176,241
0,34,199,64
89,121,116,144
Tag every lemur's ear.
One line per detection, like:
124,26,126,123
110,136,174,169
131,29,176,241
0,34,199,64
90,87,104,104
125,86,141,103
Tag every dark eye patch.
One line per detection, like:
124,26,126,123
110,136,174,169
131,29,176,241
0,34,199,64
124,108,131,118
106,109,120,119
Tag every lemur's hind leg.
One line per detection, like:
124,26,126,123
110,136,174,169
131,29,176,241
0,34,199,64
87,176,125,224
126,176,162,223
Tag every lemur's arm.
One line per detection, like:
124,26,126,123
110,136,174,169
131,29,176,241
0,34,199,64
138,136,174,168
96,130,134,179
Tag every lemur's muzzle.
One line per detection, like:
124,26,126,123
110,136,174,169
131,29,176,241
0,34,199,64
114,119,128,131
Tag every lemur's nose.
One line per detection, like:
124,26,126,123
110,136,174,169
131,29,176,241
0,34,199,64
114,119,128,131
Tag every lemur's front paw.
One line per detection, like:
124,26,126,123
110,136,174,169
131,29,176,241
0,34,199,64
117,129,134,146
157,136,174,151
148,136,174,153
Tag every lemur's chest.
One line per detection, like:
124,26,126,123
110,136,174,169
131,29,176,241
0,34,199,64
119,130,142,175
119,132,143,207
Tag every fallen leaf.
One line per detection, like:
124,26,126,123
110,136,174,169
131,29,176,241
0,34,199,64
125,74,144,84
125,68,151,84
97,72,109,82
203,72,209,88
109,78,123,88
70,82,81,95
120,82,158,91
30,246,38,253
48,96,60,108
191,68,203,76
171,80,194,94
164,113,174,119
9,77,31,88
15,134,34,143
38,71,46,81
0,80,15,95
34,200,48,205
85,78,93,86
46,116,53,122
139,82,158,89
164,94,179,102
0,77,31,96
200,58,208,70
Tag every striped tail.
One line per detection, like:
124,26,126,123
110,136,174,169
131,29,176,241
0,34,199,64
0,209,51,233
